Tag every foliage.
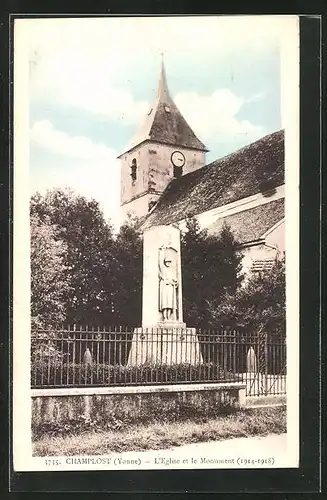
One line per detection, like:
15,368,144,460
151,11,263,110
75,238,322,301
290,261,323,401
111,215,143,326
30,214,71,328
31,360,240,387
208,256,286,337
30,189,143,326
31,189,116,325
32,413,124,440
181,218,243,327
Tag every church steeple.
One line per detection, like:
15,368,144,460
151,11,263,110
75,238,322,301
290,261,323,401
119,58,208,220
118,59,208,156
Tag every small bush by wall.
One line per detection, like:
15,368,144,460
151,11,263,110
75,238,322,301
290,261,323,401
32,412,124,440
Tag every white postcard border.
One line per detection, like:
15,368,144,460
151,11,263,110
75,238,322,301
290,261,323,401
12,15,300,472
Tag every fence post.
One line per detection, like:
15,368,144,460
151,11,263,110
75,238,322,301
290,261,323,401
264,332,268,395
258,329,266,395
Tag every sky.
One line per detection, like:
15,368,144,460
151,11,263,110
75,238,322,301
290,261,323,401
22,16,287,229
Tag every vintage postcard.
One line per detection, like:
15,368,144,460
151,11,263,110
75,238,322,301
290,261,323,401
13,15,299,473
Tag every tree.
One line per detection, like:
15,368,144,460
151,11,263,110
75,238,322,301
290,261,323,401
111,215,143,326
181,218,243,327
31,189,116,325
208,256,286,337
30,214,70,328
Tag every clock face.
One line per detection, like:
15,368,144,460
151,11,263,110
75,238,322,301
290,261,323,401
171,151,185,168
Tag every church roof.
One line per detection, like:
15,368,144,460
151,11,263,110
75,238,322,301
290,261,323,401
206,198,285,245
118,60,208,157
141,129,284,230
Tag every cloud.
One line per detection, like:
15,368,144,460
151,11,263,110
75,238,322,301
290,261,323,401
31,120,117,161
30,120,121,228
30,54,149,125
246,91,267,104
63,88,149,126
174,89,265,154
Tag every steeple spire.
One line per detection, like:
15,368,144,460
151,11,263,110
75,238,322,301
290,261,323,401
157,53,172,103
118,56,208,156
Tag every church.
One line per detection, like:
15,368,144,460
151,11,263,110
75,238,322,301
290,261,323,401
118,61,285,275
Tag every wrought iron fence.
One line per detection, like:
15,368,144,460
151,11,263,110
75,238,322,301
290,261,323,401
31,326,286,396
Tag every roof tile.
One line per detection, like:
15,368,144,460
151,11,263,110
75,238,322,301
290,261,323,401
206,198,285,244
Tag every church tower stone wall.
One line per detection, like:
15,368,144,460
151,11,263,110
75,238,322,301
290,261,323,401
120,142,206,218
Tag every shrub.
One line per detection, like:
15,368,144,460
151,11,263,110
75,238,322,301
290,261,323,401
208,257,286,337
31,361,240,387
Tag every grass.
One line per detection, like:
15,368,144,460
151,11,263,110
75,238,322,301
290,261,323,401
33,406,286,457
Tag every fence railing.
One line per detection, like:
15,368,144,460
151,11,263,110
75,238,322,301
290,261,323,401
31,326,286,396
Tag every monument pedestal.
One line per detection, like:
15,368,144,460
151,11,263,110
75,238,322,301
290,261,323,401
127,324,203,366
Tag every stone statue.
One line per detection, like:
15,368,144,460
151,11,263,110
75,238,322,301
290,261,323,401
158,245,178,321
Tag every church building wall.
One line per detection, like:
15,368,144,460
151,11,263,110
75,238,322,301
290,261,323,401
265,220,285,253
241,244,278,276
121,192,161,219
240,220,285,276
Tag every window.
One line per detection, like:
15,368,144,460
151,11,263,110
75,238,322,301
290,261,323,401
148,200,156,211
130,158,137,181
251,258,275,274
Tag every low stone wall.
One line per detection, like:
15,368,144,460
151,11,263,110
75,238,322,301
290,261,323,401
31,382,246,426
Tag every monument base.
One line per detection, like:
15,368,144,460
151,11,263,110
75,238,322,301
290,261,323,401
127,325,203,366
